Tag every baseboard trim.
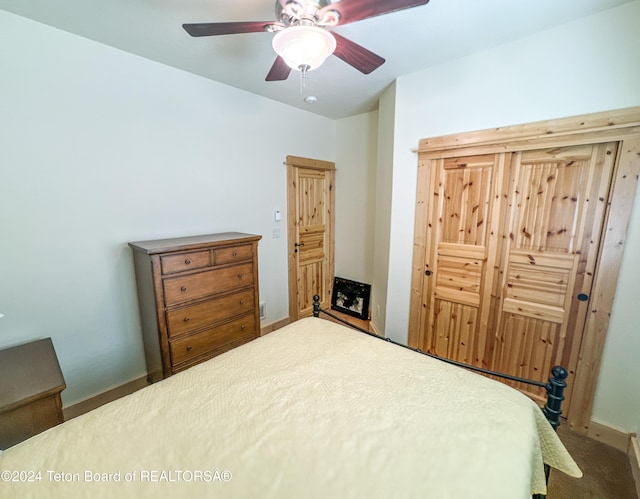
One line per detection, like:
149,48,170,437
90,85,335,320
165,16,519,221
630,435,640,499
260,317,290,335
587,420,632,453
580,421,639,497
369,321,381,336
63,376,150,421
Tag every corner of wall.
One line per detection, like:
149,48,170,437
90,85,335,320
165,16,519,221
370,83,397,336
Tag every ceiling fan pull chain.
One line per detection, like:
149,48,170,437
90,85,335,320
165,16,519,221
299,64,310,93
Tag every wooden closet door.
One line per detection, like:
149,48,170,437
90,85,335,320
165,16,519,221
417,143,617,410
418,154,509,367
491,143,617,405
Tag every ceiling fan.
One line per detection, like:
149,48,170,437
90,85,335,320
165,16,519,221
183,0,430,82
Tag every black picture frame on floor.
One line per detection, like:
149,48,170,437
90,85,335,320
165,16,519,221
331,277,371,320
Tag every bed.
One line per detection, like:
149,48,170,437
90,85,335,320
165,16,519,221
0,310,581,498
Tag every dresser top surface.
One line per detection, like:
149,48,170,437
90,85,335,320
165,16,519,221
0,338,66,411
128,232,261,255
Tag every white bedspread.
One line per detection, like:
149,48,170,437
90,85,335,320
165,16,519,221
0,318,580,498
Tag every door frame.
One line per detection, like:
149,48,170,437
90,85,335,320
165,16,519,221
286,155,336,322
409,107,640,432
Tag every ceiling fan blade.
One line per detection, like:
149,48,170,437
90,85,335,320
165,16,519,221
266,56,292,81
328,0,430,26
332,32,385,75
182,21,279,37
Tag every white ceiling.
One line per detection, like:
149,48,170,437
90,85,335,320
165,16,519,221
1,0,633,119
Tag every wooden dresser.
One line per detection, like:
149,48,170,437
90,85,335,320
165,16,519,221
129,232,262,382
0,338,66,449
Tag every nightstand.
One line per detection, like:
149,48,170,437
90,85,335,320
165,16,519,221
0,338,66,450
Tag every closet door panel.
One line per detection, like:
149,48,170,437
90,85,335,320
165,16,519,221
433,300,479,362
492,143,617,402
511,145,595,252
420,154,507,367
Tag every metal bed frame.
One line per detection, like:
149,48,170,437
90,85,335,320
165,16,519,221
312,295,567,498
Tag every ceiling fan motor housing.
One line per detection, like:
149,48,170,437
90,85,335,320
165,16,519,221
276,0,341,27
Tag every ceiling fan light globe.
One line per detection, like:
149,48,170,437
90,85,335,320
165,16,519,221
272,26,336,71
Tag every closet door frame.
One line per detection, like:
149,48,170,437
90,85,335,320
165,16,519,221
409,107,640,432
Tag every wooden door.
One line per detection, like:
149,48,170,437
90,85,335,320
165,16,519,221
416,143,617,409
491,143,617,405
418,153,509,367
286,156,335,320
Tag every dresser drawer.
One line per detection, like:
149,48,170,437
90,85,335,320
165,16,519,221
161,251,210,275
214,244,253,265
169,314,257,366
163,262,253,306
166,289,255,338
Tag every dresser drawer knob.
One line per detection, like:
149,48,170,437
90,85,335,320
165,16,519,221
240,325,246,330
183,317,190,322
237,273,243,279
240,300,245,305
232,251,238,257
186,345,193,352
181,286,187,292
185,259,191,265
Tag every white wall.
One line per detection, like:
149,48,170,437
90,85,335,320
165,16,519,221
0,10,335,405
386,1,640,432
592,178,640,435
370,84,397,334
334,112,378,285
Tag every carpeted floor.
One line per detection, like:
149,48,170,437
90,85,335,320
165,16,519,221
547,424,637,498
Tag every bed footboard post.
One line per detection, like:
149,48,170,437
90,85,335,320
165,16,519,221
312,295,321,317
542,366,568,431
